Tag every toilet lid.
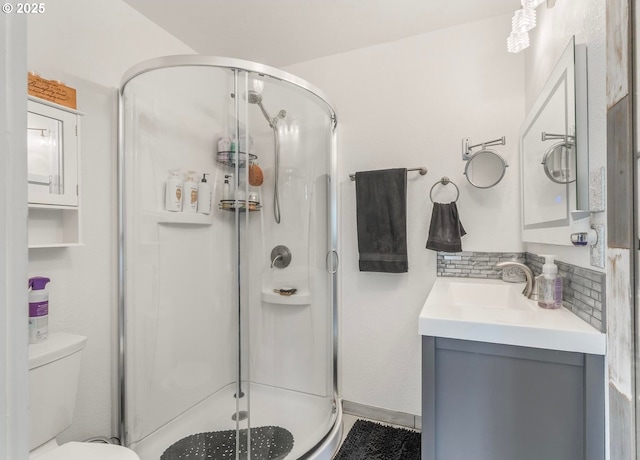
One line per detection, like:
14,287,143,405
36,442,140,460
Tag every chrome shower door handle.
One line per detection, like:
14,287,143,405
326,250,339,274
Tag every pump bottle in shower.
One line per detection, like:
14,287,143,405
197,173,211,214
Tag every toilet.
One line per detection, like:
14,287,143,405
29,332,140,460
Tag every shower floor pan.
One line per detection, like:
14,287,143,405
130,383,341,460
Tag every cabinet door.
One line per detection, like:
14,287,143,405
27,100,78,206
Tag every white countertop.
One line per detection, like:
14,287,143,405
419,277,606,355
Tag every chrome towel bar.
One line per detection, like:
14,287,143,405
349,166,427,181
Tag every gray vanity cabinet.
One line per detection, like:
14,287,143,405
421,336,604,460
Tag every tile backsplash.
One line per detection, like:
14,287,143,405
436,251,606,332
436,251,527,279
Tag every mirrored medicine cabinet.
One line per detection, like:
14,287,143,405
27,97,83,248
520,37,588,245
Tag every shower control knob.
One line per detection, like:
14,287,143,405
270,245,291,269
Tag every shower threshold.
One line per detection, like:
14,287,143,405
129,383,339,460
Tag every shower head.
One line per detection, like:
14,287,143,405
246,91,286,128
247,90,263,104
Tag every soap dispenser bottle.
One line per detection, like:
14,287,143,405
197,173,211,215
223,175,232,201
537,255,563,309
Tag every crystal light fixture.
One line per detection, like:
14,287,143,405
507,1,542,53
521,0,545,8
507,31,530,53
512,8,536,32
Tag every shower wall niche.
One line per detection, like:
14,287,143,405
119,58,339,460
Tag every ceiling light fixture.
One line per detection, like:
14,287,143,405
507,1,545,53
521,0,545,8
507,31,530,54
512,8,536,32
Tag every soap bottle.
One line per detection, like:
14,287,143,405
197,173,211,215
223,175,232,201
182,171,198,213
537,255,563,309
165,169,183,212
28,276,50,344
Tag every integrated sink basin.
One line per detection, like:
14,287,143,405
419,277,605,355
445,279,530,309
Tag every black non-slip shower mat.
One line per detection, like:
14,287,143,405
160,425,294,460
334,419,421,460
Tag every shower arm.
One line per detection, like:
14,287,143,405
257,102,276,128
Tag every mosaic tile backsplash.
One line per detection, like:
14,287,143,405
436,251,606,332
436,252,527,280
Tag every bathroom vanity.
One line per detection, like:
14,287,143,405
419,277,606,460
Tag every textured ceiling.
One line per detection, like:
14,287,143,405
123,0,521,67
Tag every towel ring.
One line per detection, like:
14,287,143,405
430,177,460,203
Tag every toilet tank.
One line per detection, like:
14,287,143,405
28,332,87,451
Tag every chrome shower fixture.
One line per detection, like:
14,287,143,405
246,89,286,224
247,90,287,128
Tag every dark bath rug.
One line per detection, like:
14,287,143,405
160,425,294,460
334,419,421,460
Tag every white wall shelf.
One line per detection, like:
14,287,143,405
261,290,311,306
156,212,214,225
28,205,82,248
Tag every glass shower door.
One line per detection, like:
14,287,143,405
242,71,337,459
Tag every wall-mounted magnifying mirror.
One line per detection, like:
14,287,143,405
464,149,509,188
462,136,508,188
541,139,576,184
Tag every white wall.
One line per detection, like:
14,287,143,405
523,0,606,269
26,0,194,443
286,14,524,415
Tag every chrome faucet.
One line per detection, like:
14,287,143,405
495,261,537,300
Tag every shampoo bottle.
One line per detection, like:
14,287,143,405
28,276,50,344
197,173,211,215
537,255,563,309
165,169,183,212
182,171,198,213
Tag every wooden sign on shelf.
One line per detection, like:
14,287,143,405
27,73,77,109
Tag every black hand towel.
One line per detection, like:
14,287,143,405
426,202,466,252
355,168,408,273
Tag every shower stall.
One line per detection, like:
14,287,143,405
118,56,340,460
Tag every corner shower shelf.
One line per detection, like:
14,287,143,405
219,200,262,212
261,290,311,306
156,212,214,225
216,151,257,168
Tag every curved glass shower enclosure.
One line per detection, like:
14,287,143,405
118,57,340,460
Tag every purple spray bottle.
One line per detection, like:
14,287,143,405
28,276,50,344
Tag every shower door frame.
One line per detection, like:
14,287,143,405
117,55,339,454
